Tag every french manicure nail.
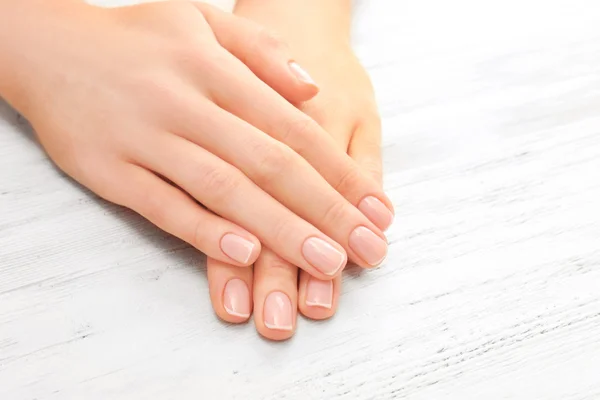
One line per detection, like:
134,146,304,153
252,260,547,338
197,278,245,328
302,237,346,276
220,233,255,264
358,196,394,231
223,279,251,318
289,61,316,86
264,291,293,331
306,279,333,309
349,226,388,267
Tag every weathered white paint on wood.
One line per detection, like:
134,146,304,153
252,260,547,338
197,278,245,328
1,0,600,399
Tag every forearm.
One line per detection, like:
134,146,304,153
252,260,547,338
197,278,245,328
234,0,351,57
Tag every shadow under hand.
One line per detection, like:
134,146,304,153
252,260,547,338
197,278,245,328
93,193,208,275
344,262,366,278
0,99,42,148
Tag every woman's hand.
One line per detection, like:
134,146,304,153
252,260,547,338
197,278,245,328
0,1,393,279
207,1,391,340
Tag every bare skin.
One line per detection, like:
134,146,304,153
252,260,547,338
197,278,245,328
0,1,393,284
207,0,389,340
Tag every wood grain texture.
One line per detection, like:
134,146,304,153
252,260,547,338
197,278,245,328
1,0,600,399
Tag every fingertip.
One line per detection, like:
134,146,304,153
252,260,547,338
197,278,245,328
207,257,253,324
244,237,262,266
257,328,295,342
219,232,261,266
218,309,251,324
221,278,252,321
288,61,320,101
357,195,395,232
254,290,297,341
298,272,340,321
301,236,347,280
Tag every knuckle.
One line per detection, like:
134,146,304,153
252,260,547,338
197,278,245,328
253,143,295,185
321,200,350,228
271,218,293,247
279,117,322,155
333,165,364,195
284,117,320,141
199,166,242,203
261,254,294,273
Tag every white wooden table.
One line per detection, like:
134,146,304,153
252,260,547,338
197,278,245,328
2,0,600,398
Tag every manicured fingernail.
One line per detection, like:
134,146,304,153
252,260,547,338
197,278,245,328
349,226,388,267
302,237,346,276
264,291,293,331
306,279,333,309
358,196,394,231
220,233,255,264
289,61,316,86
223,279,251,318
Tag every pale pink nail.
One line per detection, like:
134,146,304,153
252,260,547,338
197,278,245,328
220,234,255,264
302,237,346,276
358,196,394,231
349,226,388,266
264,292,293,331
289,61,316,86
223,279,251,318
306,279,333,309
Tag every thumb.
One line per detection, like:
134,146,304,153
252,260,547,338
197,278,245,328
195,3,319,104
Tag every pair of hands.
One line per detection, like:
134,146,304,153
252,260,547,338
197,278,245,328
209,1,388,340
0,1,390,340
